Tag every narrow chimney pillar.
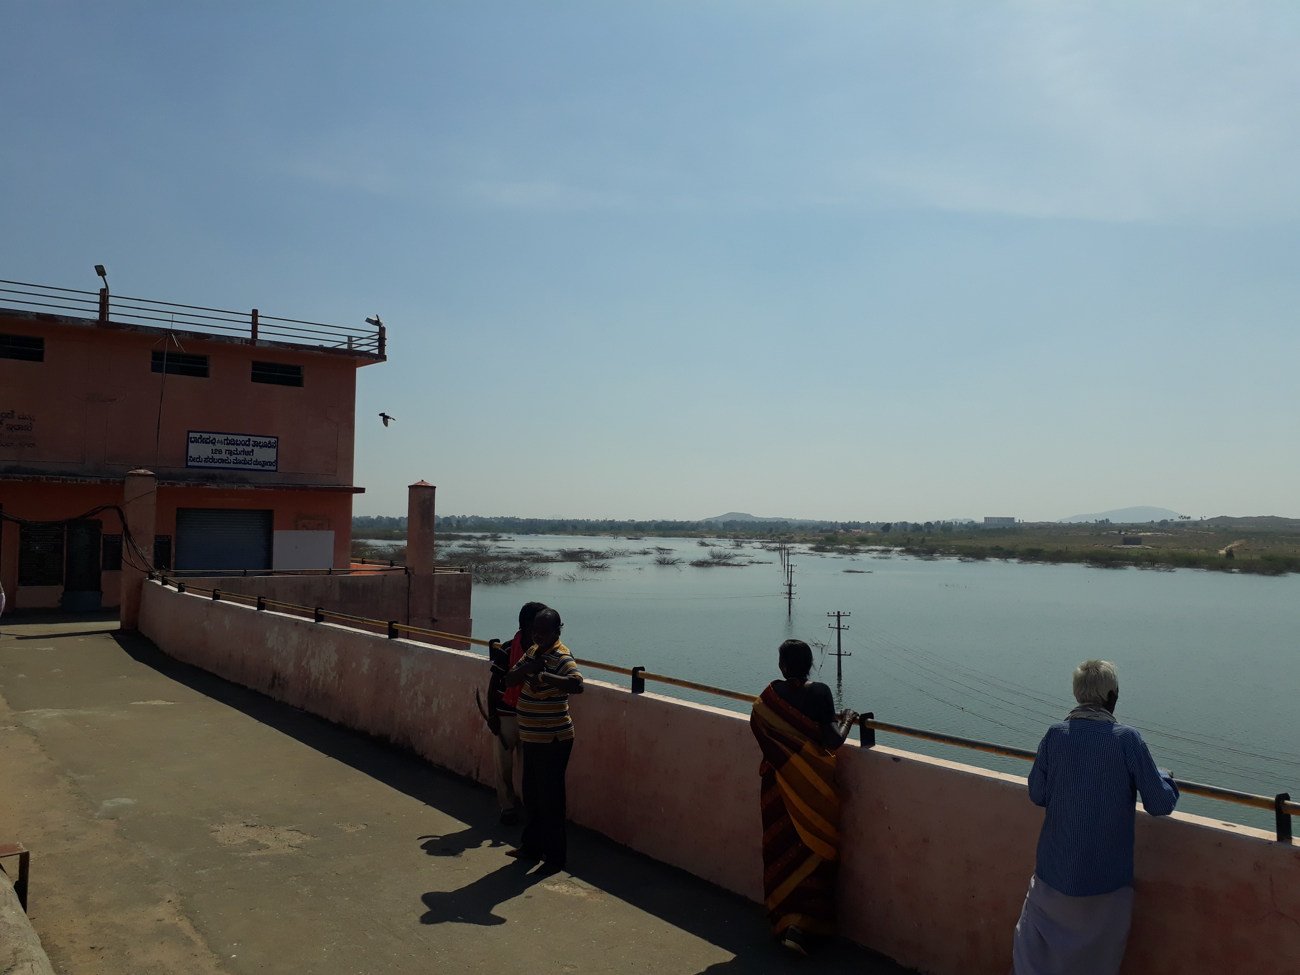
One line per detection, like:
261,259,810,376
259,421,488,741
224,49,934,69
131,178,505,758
406,481,437,575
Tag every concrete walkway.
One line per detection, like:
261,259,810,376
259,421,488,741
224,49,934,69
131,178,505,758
0,617,913,975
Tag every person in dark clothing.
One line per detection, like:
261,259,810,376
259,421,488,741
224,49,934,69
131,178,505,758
485,601,548,826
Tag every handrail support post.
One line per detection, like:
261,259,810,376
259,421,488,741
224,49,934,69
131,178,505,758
1276,793,1293,843
631,666,645,694
859,711,876,748
314,606,324,623
388,621,399,639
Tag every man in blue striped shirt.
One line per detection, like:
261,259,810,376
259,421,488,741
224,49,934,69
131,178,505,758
1011,659,1179,975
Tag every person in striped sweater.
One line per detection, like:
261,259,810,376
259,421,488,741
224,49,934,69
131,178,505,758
502,607,583,871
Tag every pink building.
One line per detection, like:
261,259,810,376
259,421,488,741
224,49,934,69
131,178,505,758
0,274,468,636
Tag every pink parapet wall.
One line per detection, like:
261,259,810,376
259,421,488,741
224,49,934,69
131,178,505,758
139,582,1300,975
179,571,472,646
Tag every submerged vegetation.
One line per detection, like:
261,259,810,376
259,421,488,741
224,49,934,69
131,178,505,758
354,515,1300,577
690,548,748,568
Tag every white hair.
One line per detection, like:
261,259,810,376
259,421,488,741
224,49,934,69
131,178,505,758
1073,659,1119,705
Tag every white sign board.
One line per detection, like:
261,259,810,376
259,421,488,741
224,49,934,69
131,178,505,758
273,530,335,570
186,430,279,472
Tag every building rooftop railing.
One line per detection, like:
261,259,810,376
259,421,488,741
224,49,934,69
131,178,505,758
152,573,1299,842
0,278,384,358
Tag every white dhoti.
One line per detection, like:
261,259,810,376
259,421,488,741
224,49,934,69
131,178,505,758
1011,874,1133,975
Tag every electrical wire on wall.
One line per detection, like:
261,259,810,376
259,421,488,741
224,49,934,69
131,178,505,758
0,504,155,576
152,329,183,467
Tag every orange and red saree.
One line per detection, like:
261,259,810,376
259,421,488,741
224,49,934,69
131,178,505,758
750,683,841,938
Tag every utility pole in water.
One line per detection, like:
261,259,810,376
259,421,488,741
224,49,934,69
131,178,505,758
784,561,796,616
827,610,851,681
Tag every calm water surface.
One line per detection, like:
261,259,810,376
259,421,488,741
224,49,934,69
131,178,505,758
392,534,1299,830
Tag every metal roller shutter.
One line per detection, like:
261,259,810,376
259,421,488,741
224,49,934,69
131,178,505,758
175,509,273,571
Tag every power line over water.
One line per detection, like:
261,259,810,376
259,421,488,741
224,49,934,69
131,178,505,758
413,533,1300,831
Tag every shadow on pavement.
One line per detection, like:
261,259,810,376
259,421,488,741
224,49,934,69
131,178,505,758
0,610,120,640
418,822,509,857
2,609,119,626
419,860,549,926
110,629,911,975
9,627,122,640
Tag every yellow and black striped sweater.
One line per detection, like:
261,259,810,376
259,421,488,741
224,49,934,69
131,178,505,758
517,641,582,743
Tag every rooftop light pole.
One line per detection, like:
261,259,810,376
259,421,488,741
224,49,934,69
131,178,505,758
94,264,109,322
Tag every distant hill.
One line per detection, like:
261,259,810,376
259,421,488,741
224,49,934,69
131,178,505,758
1060,506,1183,524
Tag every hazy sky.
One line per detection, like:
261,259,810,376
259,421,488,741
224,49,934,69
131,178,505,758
4,2,1298,521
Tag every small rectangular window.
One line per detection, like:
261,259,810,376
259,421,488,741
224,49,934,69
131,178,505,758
0,333,44,362
102,534,123,571
251,361,303,387
19,524,64,585
151,351,209,377
154,535,172,571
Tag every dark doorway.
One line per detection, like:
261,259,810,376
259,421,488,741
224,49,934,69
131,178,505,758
63,520,103,611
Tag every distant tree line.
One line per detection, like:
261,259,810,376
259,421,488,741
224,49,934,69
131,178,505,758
354,515,408,531
351,514,966,536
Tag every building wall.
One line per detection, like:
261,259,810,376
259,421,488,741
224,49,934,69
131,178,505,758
153,486,355,570
1,309,377,605
140,582,1300,975
0,481,356,608
0,312,358,486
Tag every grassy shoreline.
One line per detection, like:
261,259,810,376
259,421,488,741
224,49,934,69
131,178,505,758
872,540,1299,575
800,525,1300,576
354,522,1300,578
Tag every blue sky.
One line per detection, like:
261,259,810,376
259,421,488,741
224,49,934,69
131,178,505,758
4,2,1298,521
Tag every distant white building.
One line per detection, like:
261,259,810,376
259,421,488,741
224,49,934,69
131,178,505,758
982,516,1016,528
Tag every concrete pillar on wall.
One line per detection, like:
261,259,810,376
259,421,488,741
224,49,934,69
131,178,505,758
120,468,157,631
406,480,436,576
0,518,18,612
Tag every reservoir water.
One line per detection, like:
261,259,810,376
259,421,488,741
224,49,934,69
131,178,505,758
378,534,1300,831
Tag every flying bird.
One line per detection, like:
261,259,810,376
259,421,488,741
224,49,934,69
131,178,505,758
379,412,395,427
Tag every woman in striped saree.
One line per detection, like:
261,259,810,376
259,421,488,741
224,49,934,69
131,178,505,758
750,639,859,955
